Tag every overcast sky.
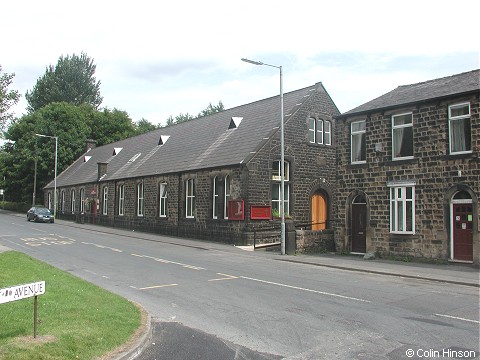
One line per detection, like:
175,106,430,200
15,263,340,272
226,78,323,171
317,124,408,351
3,0,479,126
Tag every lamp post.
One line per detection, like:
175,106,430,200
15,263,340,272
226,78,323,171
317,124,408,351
35,134,58,219
241,57,285,255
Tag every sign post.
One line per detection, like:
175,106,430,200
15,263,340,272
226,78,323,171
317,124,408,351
0,281,46,338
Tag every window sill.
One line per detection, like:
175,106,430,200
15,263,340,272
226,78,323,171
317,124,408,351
307,142,333,148
443,152,474,161
347,162,368,169
385,158,418,166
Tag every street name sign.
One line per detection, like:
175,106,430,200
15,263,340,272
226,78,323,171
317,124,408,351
0,281,45,304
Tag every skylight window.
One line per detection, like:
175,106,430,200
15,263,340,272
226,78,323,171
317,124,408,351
84,156,92,162
128,153,141,163
113,147,123,156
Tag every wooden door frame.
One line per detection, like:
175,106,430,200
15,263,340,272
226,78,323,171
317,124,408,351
311,191,327,230
450,197,473,262
350,194,367,254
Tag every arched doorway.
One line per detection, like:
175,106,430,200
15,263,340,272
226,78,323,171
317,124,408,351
311,191,327,230
351,194,366,253
451,191,473,262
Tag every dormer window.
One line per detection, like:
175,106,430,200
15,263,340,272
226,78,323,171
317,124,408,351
228,117,243,130
158,135,170,146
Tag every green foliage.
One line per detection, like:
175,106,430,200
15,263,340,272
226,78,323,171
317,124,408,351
2,102,90,203
25,52,103,112
0,201,30,212
82,105,137,146
198,101,225,117
0,251,141,360
0,65,21,131
135,118,159,135
165,101,225,127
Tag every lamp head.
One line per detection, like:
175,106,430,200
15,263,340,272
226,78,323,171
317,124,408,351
241,58,264,66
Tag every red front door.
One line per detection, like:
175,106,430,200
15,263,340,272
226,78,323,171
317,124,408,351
453,204,473,261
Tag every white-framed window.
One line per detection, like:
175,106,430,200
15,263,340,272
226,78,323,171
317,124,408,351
351,120,366,163
316,118,324,144
71,190,76,214
272,160,290,216
224,175,231,219
389,182,415,234
102,186,108,215
159,182,167,217
61,191,65,212
449,103,471,154
137,182,144,217
212,176,219,219
308,118,331,145
80,188,85,213
185,178,195,218
118,185,125,216
392,113,413,160
324,120,331,145
212,176,231,219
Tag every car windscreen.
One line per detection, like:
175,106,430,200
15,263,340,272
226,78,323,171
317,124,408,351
37,208,52,215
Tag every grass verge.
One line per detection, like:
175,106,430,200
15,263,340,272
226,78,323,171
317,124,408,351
0,251,141,360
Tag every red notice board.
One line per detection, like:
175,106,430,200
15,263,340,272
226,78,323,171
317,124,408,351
250,205,271,220
228,200,245,220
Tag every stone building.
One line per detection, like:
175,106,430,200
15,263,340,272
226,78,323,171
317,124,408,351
45,82,340,248
335,69,479,264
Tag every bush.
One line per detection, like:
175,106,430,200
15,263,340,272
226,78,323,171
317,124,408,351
0,201,30,213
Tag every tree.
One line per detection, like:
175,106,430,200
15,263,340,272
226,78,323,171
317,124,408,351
83,106,137,146
25,52,103,112
197,101,224,117
1,102,91,203
165,101,225,127
135,118,159,135
0,65,21,131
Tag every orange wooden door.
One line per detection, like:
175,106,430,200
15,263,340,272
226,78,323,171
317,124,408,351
311,192,327,230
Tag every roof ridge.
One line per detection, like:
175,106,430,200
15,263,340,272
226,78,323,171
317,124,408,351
398,68,479,89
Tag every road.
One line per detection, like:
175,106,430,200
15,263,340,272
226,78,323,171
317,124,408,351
0,212,478,359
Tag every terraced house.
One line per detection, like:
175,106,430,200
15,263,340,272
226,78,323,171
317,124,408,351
335,69,479,264
45,82,340,249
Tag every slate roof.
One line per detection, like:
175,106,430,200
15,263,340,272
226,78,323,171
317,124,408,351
340,69,480,117
48,83,329,188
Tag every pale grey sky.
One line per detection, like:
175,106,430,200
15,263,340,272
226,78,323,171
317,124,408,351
3,0,479,126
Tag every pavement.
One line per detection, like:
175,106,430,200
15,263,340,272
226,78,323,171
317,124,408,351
1,212,478,359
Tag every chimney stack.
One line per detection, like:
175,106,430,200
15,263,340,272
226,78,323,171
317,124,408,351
85,139,97,153
97,162,108,181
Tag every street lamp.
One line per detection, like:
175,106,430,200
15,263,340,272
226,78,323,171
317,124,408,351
35,134,58,219
241,57,285,255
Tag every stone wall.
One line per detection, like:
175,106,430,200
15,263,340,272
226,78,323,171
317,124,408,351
296,229,335,253
50,83,342,248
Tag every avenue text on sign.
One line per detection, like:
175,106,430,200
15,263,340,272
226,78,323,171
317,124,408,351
0,281,46,304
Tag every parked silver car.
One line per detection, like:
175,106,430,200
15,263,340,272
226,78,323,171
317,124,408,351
27,207,54,223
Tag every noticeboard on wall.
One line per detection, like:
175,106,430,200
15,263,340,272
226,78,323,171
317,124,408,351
228,200,244,220
250,205,271,220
